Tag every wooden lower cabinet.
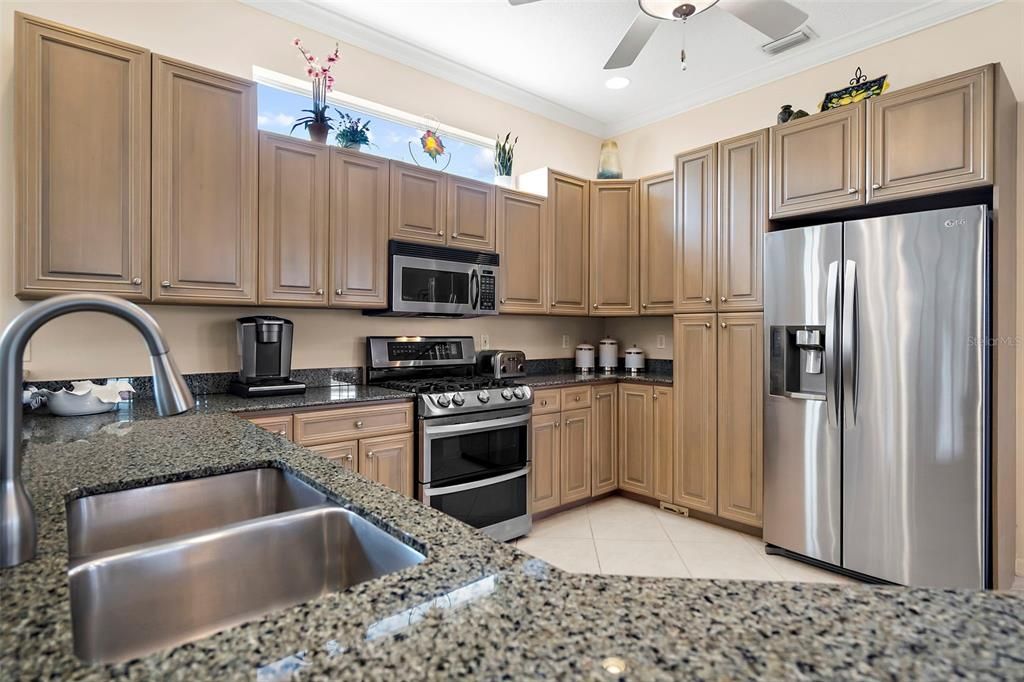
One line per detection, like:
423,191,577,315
308,440,357,471
716,313,764,527
560,408,592,504
591,385,618,495
530,412,562,513
673,314,718,514
246,414,293,441
651,387,674,503
359,433,413,497
618,384,653,496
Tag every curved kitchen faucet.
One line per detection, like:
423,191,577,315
1,294,195,568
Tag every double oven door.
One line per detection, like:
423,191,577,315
418,407,531,541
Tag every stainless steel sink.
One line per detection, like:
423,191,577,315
66,468,425,664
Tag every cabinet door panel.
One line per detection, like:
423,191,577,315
673,314,717,513
548,172,589,314
717,313,763,528
718,130,765,311
531,412,561,513
618,384,652,496
640,172,675,314
591,385,618,495
560,408,592,504
652,387,674,503
359,433,413,497
246,414,293,441
770,103,865,218
152,56,257,304
447,177,496,251
330,150,389,308
497,189,547,313
674,146,716,313
868,66,992,202
16,15,150,300
308,440,357,471
389,161,445,245
258,132,328,306
590,180,639,315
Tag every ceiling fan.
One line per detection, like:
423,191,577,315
508,0,809,70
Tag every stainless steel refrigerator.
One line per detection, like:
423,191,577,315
763,205,989,589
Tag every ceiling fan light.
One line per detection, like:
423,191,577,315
639,0,719,21
605,76,631,89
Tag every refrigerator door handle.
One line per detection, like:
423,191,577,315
825,260,841,427
842,259,859,426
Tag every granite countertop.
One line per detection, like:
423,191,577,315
4,396,1022,679
522,371,673,388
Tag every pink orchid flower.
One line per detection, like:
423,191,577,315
292,38,302,47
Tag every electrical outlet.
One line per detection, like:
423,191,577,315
561,334,570,349
480,334,490,350
656,334,666,349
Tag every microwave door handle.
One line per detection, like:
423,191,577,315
470,270,480,310
423,466,530,497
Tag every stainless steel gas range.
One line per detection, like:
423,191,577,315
366,336,532,542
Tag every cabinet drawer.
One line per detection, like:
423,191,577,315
307,440,358,471
246,415,293,441
293,402,413,446
560,386,592,410
533,389,561,415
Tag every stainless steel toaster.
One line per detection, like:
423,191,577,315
477,350,526,378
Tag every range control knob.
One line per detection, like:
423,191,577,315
501,388,514,401
452,392,466,407
477,391,490,403
512,387,525,400
437,394,451,407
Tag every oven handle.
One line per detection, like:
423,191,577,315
423,412,531,438
422,466,530,497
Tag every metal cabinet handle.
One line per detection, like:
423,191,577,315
555,420,560,427
592,304,599,309
720,322,727,328
161,281,171,288
132,277,142,285
336,288,343,296
540,400,548,406
847,188,857,194
704,322,711,328
500,298,506,304
355,420,364,428
551,302,557,307
704,297,711,303
277,430,286,436
436,230,444,236
452,232,459,238
871,183,881,190
316,288,324,295
641,303,647,309
652,394,658,400
565,417,583,425
720,296,727,302
574,395,581,401
367,451,374,459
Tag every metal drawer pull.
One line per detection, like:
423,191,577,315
574,395,581,402
132,277,142,285
565,418,584,425
704,297,711,303
354,420,364,428
540,400,547,406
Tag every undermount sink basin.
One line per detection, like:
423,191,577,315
66,468,425,664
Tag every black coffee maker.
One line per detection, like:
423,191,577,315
228,316,306,398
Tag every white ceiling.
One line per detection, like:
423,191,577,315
248,0,1000,137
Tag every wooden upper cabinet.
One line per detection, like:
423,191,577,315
618,383,653,496
359,433,413,497
591,385,618,496
867,65,993,203
16,14,151,301
389,161,446,245
717,313,764,528
590,180,639,316
530,412,561,513
674,146,716,313
497,188,547,314
717,130,765,312
447,176,496,251
152,56,257,304
257,132,328,306
652,386,674,503
330,149,389,308
560,407,593,505
640,172,675,315
548,171,590,315
673,314,717,514
770,102,865,218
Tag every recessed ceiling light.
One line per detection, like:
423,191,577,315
605,77,630,90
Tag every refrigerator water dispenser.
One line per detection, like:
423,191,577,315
768,325,827,399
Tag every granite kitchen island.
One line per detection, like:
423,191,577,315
3,396,1022,680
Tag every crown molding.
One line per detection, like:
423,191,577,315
240,0,608,138
604,0,1003,136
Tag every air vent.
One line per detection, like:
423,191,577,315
761,27,815,56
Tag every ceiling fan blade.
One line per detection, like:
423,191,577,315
604,12,661,70
718,0,808,40
508,0,544,5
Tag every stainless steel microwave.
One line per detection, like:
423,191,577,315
371,241,499,317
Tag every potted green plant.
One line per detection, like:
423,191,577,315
290,38,340,144
334,112,372,150
494,132,518,188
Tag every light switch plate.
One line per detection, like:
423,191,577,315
656,334,666,349
561,334,570,349
480,334,490,350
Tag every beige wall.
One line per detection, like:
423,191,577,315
603,316,674,361
613,0,1024,177
0,0,604,380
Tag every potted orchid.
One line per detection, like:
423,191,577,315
290,38,340,144
334,111,372,150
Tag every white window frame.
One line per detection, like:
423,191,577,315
253,66,495,153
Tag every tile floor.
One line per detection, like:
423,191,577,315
515,496,854,583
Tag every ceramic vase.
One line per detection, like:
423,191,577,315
597,141,622,179
308,122,329,144
495,175,514,189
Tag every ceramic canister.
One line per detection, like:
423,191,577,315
624,345,646,375
575,343,595,373
598,338,618,374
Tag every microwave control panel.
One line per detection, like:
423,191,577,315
479,270,496,311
